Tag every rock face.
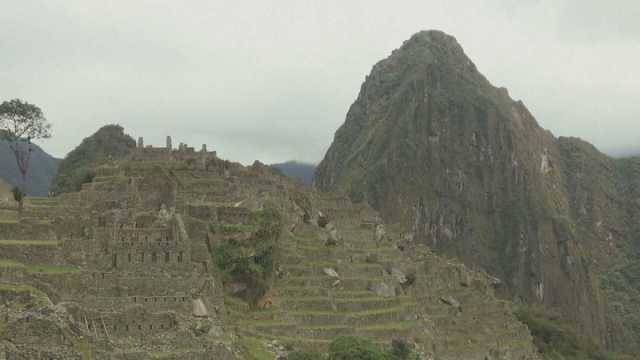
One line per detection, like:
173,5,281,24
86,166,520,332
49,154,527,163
315,30,640,352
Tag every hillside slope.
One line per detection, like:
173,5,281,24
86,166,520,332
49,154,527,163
50,124,135,193
315,30,640,354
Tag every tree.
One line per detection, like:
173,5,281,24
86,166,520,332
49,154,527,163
0,99,52,208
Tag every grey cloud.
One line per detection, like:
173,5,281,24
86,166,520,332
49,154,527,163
1,0,638,164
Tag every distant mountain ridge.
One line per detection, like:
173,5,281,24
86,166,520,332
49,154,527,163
270,161,316,184
0,134,59,196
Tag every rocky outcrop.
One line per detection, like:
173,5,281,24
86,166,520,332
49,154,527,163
315,30,640,353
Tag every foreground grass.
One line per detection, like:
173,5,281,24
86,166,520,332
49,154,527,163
0,259,26,268
26,265,80,274
0,240,59,246
0,259,79,274
238,336,274,360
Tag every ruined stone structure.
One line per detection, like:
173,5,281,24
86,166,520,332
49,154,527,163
0,139,234,359
0,136,541,359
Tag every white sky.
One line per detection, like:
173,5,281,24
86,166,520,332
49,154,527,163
1,0,639,163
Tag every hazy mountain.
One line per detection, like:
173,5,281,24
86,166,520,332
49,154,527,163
270,161,316,184
315,30,640,355
0,134,59,196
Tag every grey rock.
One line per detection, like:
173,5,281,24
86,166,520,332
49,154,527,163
368,282,395,297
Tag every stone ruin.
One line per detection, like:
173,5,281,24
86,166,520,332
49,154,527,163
0,134,542,359
0,137,236,358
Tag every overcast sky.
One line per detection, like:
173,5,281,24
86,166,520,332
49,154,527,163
1,1,638,164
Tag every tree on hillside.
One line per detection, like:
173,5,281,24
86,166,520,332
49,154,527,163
0,99,52,208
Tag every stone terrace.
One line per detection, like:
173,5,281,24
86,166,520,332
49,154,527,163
0,137,540,359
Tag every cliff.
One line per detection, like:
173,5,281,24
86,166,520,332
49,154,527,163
315,30,640,353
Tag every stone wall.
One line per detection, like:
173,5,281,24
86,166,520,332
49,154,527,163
216,207,250,224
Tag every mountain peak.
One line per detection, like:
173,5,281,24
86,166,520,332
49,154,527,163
380,30,478,76
403,30,461,49
314,30,618,349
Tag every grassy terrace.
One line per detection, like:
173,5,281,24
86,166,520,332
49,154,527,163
0,240,59,246
0,282,50,305
0,259,25,268
26,265,80,274
0,259,79,274
223,220,420,350
24,197,58,205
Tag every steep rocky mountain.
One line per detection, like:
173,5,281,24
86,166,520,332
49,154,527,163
0,133,59,196
50,124,136,193
315,30,640,354
271,161,316,184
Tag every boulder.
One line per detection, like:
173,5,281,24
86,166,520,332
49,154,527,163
375,224,386,242
323,268,340,278
192,298,209,317
368,282,395,297
391,268,408,284
440,296,460,308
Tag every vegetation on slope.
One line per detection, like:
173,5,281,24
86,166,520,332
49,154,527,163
313,30,640,356
515,306,632,360
50,124,135,193
213,205,283,305
281,337,417,360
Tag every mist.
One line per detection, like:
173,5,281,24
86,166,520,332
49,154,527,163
1,0,638,163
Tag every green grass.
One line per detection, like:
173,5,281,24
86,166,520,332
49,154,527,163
238,336,275,360
515,306,615,360
26,265,80,274
0,260,79,274
0,240,59,246
0,282,49,305
356,321,417,331
288,304,412,317
0,259,25,268
0,282,36,292
238,331,331,345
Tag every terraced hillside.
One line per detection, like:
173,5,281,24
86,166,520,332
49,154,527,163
1,137,540,359
219,193,539,358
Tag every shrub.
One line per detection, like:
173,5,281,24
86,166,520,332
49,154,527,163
389,339,411,360
287,350,323,360
11,186,24,203
328,336,387,360
213,206,283,305
515,306,614,360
